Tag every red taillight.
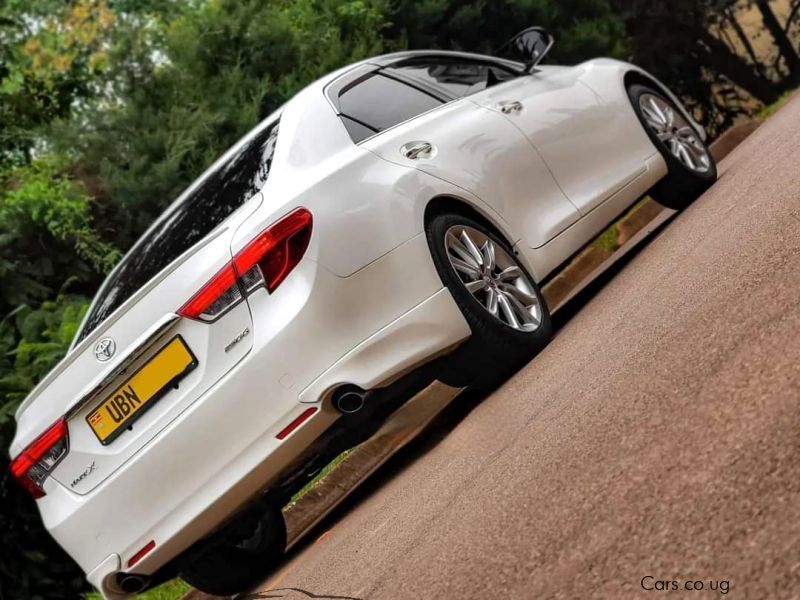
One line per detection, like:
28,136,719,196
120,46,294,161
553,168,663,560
232,208,313,292
178,208,312,322
178,264,239,321
10,418,69,499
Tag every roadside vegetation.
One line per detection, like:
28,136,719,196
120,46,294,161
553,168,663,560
1,1,798,598
758,88,799,118
83,579,190,600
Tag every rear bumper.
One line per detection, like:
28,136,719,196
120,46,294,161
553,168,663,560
39,233,469,598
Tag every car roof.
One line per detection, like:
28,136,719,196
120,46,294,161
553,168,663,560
365,49,525,70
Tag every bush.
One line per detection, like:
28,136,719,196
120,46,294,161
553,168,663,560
0,155,119,310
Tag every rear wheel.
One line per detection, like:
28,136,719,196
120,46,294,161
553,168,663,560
179,506,286,596
629,83,717,210
427,212,552,388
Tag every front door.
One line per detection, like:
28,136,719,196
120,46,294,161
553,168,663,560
470,66,647,215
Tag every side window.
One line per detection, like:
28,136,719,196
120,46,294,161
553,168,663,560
340,115,377,143
390,58,518,98
338,73,444,142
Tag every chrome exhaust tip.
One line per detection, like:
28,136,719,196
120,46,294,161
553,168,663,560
333,386,367,415
117,573,149,594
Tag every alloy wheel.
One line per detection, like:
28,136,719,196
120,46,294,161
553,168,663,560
444,225,543,332
639,93,711,174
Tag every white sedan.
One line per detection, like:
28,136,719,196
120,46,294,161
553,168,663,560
9,28,716,598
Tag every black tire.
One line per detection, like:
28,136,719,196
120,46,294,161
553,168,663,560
628,83,717,210
427,212,552,389
179,507,286,596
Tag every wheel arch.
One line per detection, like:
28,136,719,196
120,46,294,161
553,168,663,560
424,195,517,249
624,71,674,108
623,70,707,142
423,195,544,282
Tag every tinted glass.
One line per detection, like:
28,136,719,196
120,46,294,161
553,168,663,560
77,119,280,342
340,115,378,143
338,73,443,134
392,58,518,98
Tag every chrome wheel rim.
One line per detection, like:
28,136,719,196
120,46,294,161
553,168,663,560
445,225,543,333
639,93,711,174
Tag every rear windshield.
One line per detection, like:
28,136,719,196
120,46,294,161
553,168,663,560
76,118,280,343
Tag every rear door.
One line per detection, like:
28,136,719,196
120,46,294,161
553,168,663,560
329,61,581,250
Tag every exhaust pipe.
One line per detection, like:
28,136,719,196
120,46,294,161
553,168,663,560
117,573,149,594
333,386,367,415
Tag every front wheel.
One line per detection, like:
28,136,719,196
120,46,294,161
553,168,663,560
427,212,552,388
629,83,717,210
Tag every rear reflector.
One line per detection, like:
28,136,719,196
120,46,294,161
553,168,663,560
179,208,312,321
128,540,156,567
9,418,69,499
276,407,318,440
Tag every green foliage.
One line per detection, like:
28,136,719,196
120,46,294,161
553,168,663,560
0,0,115,167
593,224,620,252
65,0,393,248
758,88,797,119
391,0,629,61
83,578,191,600
0,155,119,310
0,296,89,410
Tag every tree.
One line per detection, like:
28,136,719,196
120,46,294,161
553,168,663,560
750,0,800,84
55,0,392,249
0,0,115,167
616,0,800,136
390,0,629,63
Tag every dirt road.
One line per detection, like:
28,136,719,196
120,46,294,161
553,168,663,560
247,95,800,599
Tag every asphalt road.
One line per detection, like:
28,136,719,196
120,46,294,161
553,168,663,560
249,96,800,599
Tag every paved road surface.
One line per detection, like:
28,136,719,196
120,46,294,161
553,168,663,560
249,96,800,599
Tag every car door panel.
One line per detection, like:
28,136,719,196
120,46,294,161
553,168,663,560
471,67,652,216
361,99,581,250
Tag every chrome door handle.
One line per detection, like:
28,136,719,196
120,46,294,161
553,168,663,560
401,141,435,160
499,100,523,114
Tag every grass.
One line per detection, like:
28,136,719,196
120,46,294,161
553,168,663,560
758,89,797,120
84,579,191,600
287,450,351,506
593,224,619,252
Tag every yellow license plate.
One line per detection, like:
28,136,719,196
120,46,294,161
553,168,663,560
86,336,197,445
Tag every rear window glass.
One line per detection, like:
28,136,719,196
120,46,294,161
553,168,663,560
77,118,280,343
338,73,443,140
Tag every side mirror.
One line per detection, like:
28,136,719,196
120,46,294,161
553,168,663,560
498,27,554,73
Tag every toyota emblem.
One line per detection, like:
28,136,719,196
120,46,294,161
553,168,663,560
94,338,116,362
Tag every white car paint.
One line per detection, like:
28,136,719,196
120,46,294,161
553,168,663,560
9,49,705,598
